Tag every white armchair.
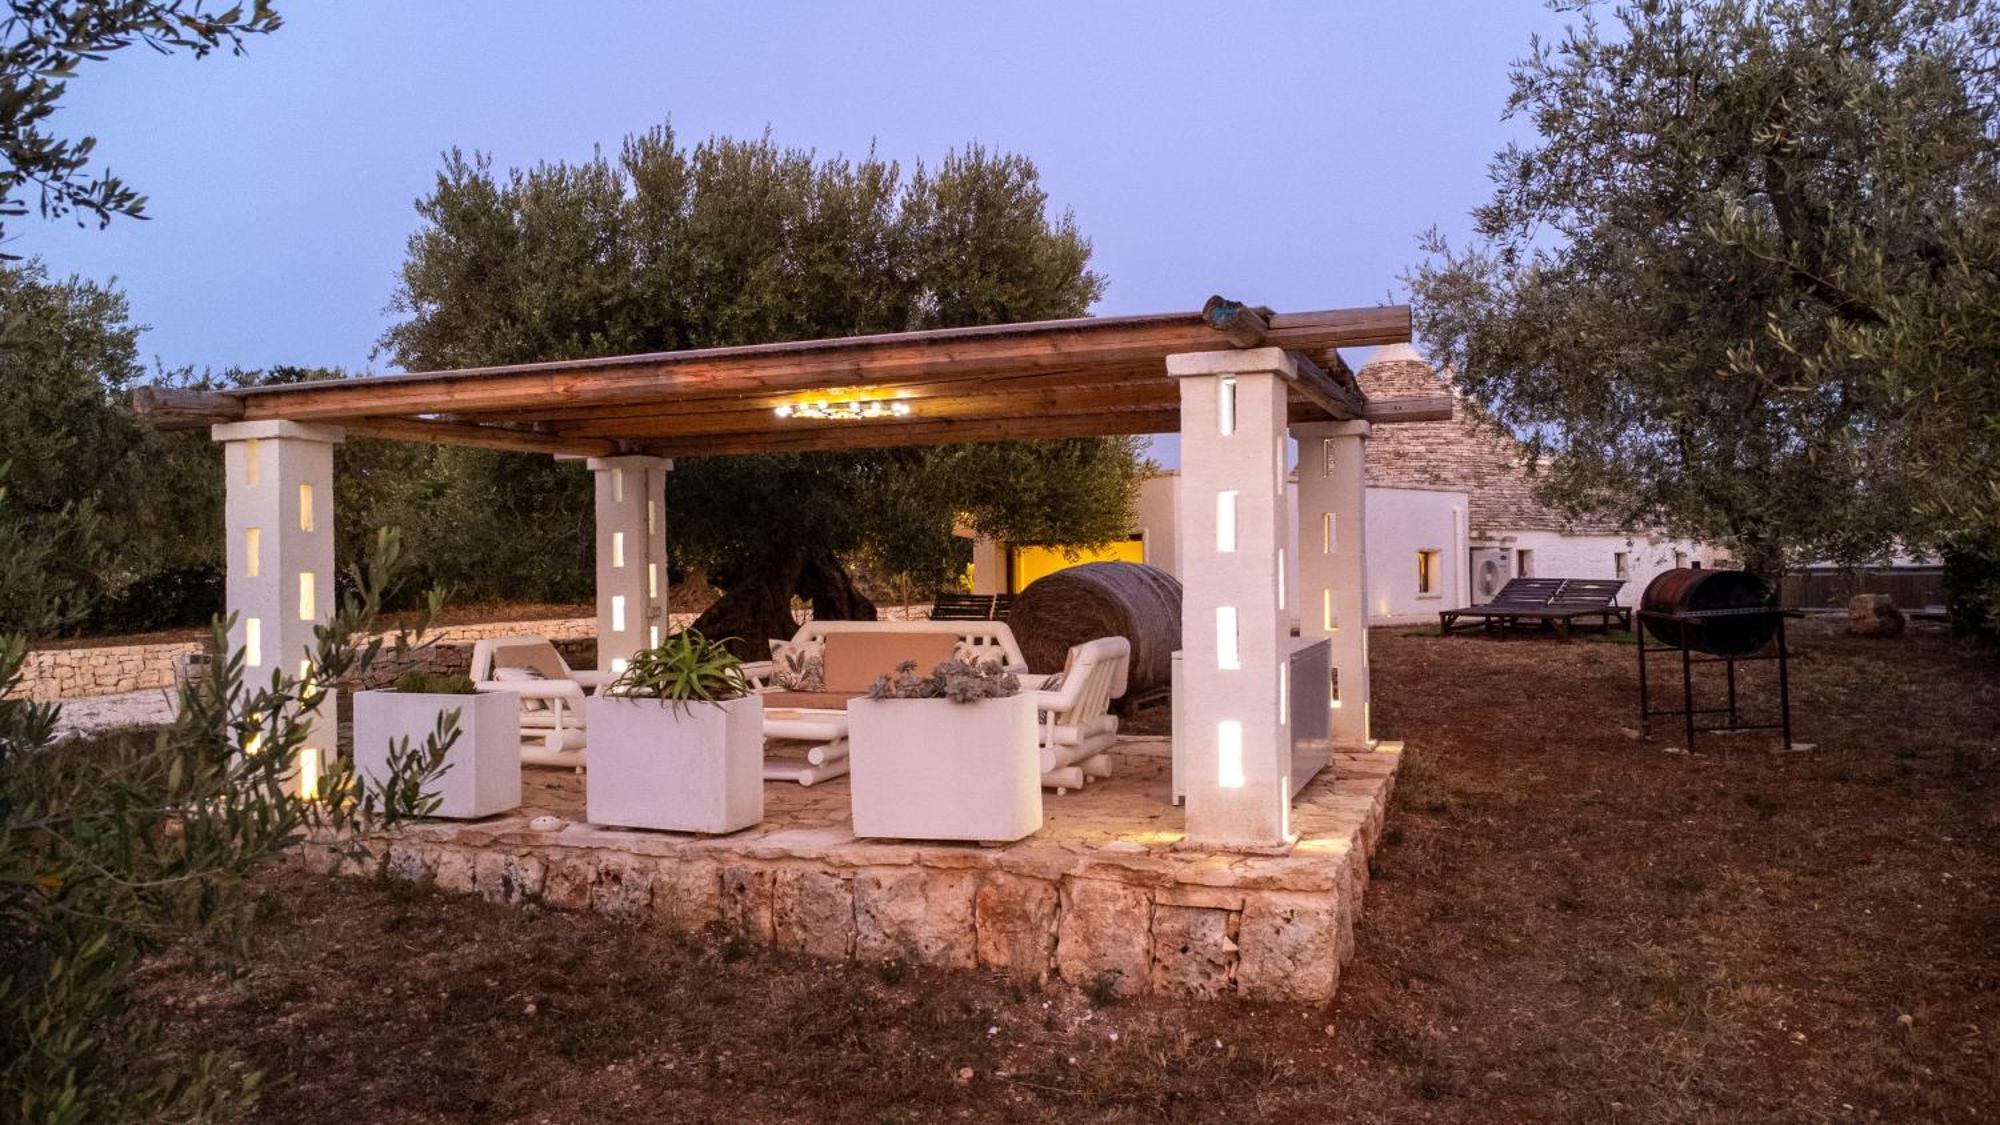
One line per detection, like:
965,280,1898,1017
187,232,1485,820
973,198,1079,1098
469,636,615,770
1029,636,1130,793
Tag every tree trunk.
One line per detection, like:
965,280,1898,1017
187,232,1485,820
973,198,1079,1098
691,552,805,660
689,546,875,659
799,545,877,621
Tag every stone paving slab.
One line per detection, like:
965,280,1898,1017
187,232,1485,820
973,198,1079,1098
311,738,1404,1002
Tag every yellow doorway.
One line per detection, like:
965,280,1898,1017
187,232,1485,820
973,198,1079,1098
1008,537,1146,593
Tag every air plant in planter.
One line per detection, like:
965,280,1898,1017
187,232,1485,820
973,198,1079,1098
585,630,764,834
353,669,522,819
847,659,1041,843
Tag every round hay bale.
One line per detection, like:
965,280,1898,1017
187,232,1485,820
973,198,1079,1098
1009,562,1182,705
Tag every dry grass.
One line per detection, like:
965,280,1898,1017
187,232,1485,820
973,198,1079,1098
131,620,2000,1123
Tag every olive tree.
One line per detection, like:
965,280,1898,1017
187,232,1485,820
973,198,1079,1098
1408,0,1999,578
382,127,1143,649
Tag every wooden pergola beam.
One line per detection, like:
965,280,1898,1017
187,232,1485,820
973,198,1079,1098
1289,352,1367,421
342,417,624,457
128,385,245,426
1358,396,1455,424
207,305,1409,424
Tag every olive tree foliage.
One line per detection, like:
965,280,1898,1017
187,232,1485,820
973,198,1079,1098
0,1,281,249
1408,0,1999,578
0,260,220,635
0,528,455,1123
381,126,1143,649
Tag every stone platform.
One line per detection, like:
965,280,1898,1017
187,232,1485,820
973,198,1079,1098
316,738,1401,1002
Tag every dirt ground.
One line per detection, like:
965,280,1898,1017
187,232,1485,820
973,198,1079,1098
132,621,2000,1123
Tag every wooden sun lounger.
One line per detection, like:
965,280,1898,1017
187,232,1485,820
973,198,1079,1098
1438,577,1630,641
929,592,1014,621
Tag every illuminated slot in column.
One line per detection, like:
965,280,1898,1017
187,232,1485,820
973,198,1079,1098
298,747,321,800
1322,512,1334,555
611,595,627,634
298,482,314,532
1330,666,1342,709
1217,720,1245,788
612,531,626,568
1277,549,1287,611
244,439,261,487
1323,589,1337,632
611,658,629,675
245,527,262,577
244,617,262,667
1279,660,1289,725
1216,606,1240,670
612,469,625,503
648,563,659,599
298,572,315,620
1215,490,1238,552
1218,377,1237,435
649,625,661,649
648,498,658,535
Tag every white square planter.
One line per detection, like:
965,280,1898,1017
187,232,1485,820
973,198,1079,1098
353,689,522,819
585,694,764,834
846,692,1041,843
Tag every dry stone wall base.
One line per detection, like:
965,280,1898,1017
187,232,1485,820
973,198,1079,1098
300,746,1400,1003
16,616,605,702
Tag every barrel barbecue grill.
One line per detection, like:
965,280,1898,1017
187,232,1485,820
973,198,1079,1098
1636,566,1798,750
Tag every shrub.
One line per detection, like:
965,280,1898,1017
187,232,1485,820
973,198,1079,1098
0,530,455,1121
394,669,477,695
1942,530,2000,642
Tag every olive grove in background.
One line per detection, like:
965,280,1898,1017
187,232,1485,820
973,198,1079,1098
1408,0,1999,610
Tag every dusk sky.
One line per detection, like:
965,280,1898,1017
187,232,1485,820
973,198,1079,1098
11,1,1568,378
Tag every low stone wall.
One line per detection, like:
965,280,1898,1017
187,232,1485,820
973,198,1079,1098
16,616,607,702
304,748,1401,1002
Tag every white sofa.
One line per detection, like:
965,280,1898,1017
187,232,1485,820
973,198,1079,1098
743,620,1027,785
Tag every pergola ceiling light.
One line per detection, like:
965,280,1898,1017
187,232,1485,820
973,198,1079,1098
774,399,911,421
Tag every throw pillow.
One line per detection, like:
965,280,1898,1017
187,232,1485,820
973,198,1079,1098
492,665,549,710
768,638,826,691
952,638,1008,670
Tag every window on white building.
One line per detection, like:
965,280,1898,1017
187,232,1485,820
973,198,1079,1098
1614,551,1630,579
1416,549,1442,596
1516,548,1535,577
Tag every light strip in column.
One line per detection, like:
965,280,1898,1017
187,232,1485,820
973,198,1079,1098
1218,377,1237,435
1217,720,1244,788
1215,491,1237,552
1216,606,1240,670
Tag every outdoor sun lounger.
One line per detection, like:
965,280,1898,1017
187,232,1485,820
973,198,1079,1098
469,635,616,769
1437,577,1629,641
927,592,1014,621
1025,636,1130,793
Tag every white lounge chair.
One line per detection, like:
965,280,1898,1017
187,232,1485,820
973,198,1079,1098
469,635,615,770
743,620,1029,786
1029,636,1130,792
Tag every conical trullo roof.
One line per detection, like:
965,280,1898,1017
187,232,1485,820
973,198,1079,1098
1354,342,1450,399
1353,343,1624,536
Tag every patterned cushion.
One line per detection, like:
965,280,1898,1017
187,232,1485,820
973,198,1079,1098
952,638,1009,670
768,638,826,691
492,665,549,710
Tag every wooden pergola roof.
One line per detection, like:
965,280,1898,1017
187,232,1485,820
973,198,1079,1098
138,301,1449,458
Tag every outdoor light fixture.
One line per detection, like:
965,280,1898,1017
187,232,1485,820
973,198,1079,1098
774,398,912,421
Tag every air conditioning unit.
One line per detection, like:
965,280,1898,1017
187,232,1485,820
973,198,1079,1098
1470,547,1512,604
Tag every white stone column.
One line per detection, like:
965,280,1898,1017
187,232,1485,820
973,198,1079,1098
1293,420,1373,748
588,456,672,674
213,420,342,796
1167,347,1296,850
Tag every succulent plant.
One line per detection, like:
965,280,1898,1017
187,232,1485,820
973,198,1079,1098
867,659,1020,703
610,629,752,711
